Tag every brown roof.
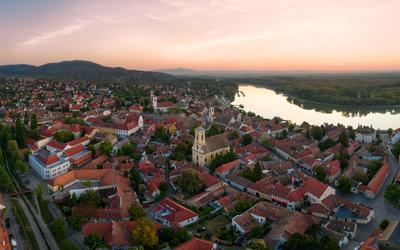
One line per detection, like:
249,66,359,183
174,238,214,250
201,133,229,153
49,169,117,187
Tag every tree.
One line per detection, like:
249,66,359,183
14,160,29,173
261,138,273,148
241,163,263,182
242,134,253,146
0,164,14,192
0,125,12,149
159,182,168,193
158,227,192,248
337,176,352,193
251,239,269,250
391,142,400,158
0,150,3,164
387,128,393,138
128,205,146,220
54,130,74,143
84,232,106,250
177,169,204,195
208,123,224,136
15,116,27,147
380,219,389,230
338,131,349,147
7,140,20,161
208,150,238,173
315,166,326,182
79,190,101,208
347,126,355,139
130,168,144,192
119,143,135,157
153,126,169,143
49,219,66,241
235,200,253,213
99,140,113,157
30,114,38,130
310,126,324,141
131,218,158,248
282,233,339,250
318,139,336,151
60,239,78,250
229,130,239,140
337,149,349,169
138,183,147,193
384,184,400,205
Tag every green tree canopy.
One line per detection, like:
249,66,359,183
84,232,106,250
131,218,158,248
177,168,204,195
337,176,352,193
99,139,113,157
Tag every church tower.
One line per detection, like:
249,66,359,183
195,126,206,146
152,96,157,111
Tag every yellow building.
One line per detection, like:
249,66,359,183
192,126,230,167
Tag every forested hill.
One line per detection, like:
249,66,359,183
0,60,173,83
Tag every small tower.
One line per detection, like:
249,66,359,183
152,96,158,111
209,106,215,123
195,126,206,146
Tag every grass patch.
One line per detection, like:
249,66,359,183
187,213,230,236
11,199,40,250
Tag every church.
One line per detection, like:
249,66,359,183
192,126,230,168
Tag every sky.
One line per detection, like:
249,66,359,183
1,0,400,71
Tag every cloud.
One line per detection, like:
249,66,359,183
20,23,87,47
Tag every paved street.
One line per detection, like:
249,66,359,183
339,146,400,245
16,198,48,250
47,199,85,250
3,194,25,250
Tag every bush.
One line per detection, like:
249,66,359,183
380,219,389,230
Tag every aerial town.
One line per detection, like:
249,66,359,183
0,76,399,250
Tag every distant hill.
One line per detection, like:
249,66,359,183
0,60,173,83
156,68,200,76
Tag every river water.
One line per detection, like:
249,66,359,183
231,85,400,130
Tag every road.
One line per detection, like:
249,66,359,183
2,149,59,250
47,200,85,250
3,194,25,250
338,146,400,244
16,198,49,250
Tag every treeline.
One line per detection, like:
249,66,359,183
238,74,400,106
0,121,31,192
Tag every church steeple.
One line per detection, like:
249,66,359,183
195,126,206,146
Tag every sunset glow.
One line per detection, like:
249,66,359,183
1,0,400,71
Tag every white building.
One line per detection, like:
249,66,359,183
29,149,71,180
355,127,376,144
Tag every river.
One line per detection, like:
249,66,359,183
231,85,400,130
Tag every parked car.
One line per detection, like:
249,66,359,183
9,234,17,249
4,218,10,228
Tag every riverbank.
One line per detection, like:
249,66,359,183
231,85,400,129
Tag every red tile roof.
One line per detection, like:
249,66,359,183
47,140,66,151
64,144,85,157
155,198,198,226
66,136,90,146
215,159,240,175
37,154,60,165
367,161,390,194
174,238,214,250
325,160,341,176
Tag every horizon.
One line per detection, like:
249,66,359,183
2,0,400,71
